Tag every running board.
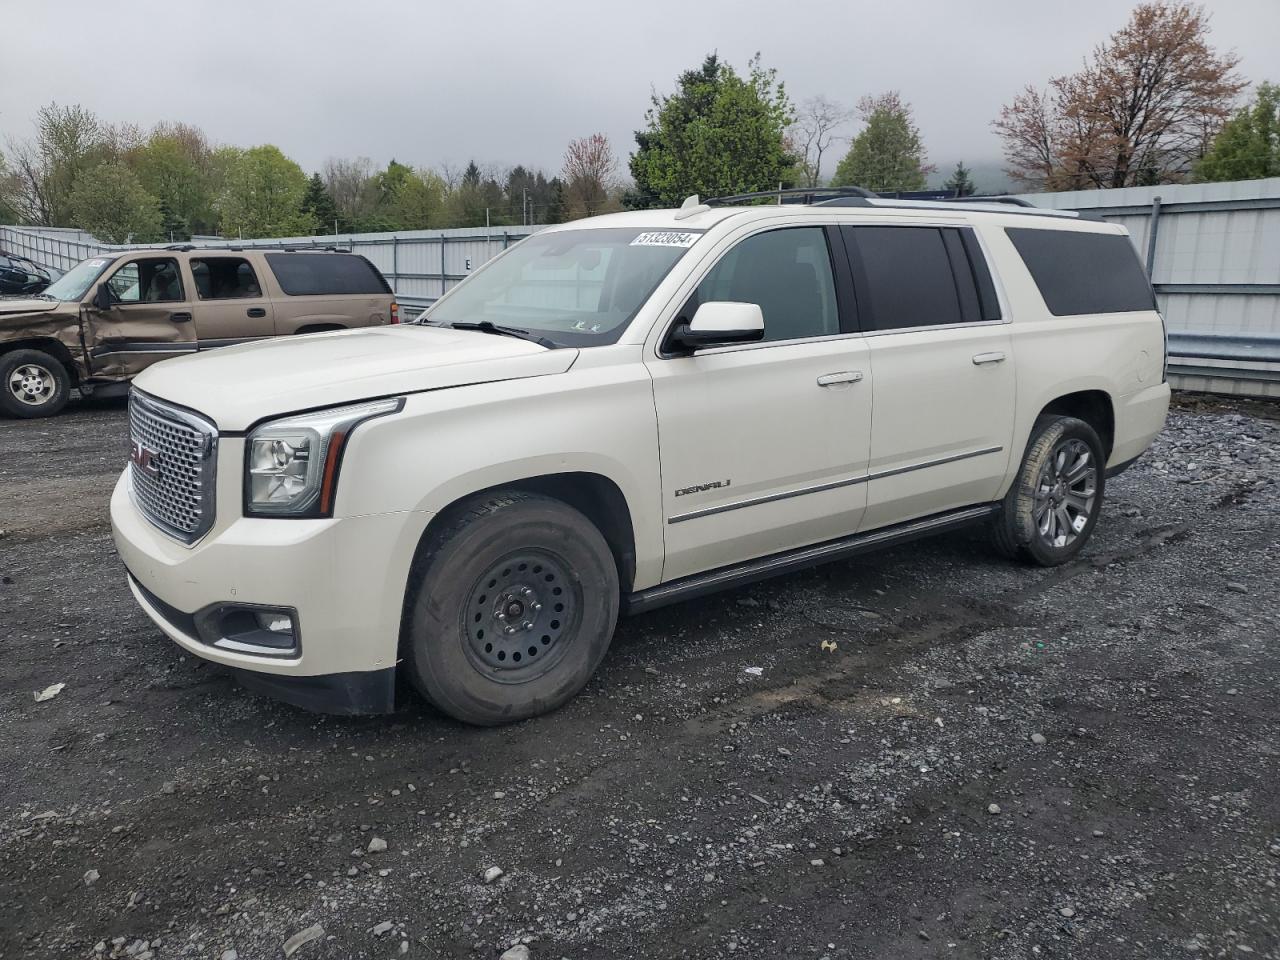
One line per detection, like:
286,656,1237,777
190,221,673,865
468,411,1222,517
623,504,1000,616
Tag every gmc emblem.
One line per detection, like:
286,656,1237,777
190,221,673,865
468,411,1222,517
129,439,161,478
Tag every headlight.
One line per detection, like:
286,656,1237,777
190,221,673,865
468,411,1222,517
245,397,403,517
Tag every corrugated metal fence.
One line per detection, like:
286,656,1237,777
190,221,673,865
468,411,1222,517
5,176,1280,397
1031,178,1280,398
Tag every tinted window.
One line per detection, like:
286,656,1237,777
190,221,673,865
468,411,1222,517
688,227,839,343
192,257,263,299
1006,228,1156,316
843,226,963,330
265,253,390,296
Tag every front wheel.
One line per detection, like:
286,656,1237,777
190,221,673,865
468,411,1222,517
404,491,619,726
0,349,71,419
991,415,1105,566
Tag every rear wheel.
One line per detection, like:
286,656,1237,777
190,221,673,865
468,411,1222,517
0,349,71,419
991,415,1105,566
404,491,619,726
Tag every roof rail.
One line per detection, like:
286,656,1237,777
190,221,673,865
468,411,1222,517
942,195,1037,208
705,186,877,206
159,243,350,254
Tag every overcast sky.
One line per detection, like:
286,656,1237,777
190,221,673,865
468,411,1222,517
3,0,1277,188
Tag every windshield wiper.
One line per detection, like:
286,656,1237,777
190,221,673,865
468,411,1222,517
446,320,557,349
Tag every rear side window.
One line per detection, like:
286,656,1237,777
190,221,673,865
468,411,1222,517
265,253,390,296
1006,228,1156,316
191,257,263,299
842,226,965,330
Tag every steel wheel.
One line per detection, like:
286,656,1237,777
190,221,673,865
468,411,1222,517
7,362,56,407
1033,437,1097,549
462,549,580,684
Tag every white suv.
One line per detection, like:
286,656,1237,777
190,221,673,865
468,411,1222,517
111,192,1170,724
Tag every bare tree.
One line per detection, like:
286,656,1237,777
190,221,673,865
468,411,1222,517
562,133,619,219
2,103,104,225
790,95,854,187
323,156,377,224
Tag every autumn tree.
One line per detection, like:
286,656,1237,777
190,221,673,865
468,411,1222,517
562,134,619,219
1196,82,1280,181
629,53,796,206
831,92,932,193
790,96,853,187
995,2,1244,190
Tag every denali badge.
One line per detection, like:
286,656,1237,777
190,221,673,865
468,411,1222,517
674,479,730,497
129,439,161,478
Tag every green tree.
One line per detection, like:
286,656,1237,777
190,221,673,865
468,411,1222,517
629,53,796,206
1196,82,1280,182
832,92,932,194
300,172,340,233
217,145,315,238
69,162,162,243
943,160,977,196
387,169,447,229
130,126,215,235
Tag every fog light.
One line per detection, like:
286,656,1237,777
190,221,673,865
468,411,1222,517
256,612,295,635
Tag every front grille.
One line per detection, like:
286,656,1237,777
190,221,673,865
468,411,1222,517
128,391,217,543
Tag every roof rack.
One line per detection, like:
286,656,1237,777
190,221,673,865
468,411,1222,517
162,243,349,254
705,186,878,206
942,195,1037,208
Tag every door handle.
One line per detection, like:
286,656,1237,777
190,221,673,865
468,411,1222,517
972,351,1006,365
246,307,267,318
170,311,192,323
816,371,864,387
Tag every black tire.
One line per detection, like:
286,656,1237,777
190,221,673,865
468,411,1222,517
404,490,619,726
991,415,1106,567
0,349,71,419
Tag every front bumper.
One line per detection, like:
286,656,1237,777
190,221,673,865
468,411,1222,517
111,469,431,714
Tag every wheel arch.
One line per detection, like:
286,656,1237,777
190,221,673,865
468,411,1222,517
1037,389,1115,460
406,472,638,594
0,337,81,384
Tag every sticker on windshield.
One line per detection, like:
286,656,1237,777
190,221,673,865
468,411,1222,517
630,231,699,248
87,259,108,268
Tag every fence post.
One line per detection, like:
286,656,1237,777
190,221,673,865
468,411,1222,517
1145,196,1162,278
440,233,447,298
392,236,399,294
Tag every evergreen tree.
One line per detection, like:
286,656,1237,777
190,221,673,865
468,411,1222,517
301,173,339,234
832,92,932,194
629,53,796,206
943,161,976,197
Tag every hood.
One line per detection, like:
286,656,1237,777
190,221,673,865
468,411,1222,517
133,325,579,431
0,297,62,318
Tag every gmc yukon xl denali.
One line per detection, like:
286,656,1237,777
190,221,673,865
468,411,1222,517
110,193,1170,725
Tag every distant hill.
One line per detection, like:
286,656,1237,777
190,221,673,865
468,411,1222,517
927,160,1020,196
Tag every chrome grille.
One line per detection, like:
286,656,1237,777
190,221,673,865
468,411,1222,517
128,391,217,543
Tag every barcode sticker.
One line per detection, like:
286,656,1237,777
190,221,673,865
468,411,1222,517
630,231,699,248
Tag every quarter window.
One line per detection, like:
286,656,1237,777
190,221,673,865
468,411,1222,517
107,259,184,304
687,227,840,343
842,226,964,330
265,253,390,296
191,257,263,300
1006,227,1156,316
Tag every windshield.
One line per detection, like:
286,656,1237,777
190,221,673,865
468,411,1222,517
40,257,115,302
423,227,703,347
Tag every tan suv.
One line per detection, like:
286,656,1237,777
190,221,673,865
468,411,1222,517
0,246,398,418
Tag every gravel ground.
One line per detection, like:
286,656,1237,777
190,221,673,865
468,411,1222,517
1,393,1277,960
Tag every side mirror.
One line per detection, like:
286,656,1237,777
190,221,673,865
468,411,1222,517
92,283,114,311
668,301,765,352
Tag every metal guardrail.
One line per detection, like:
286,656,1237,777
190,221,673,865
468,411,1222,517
1166,332,1280,385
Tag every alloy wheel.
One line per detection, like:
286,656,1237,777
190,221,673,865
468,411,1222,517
1033,438,1098,549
